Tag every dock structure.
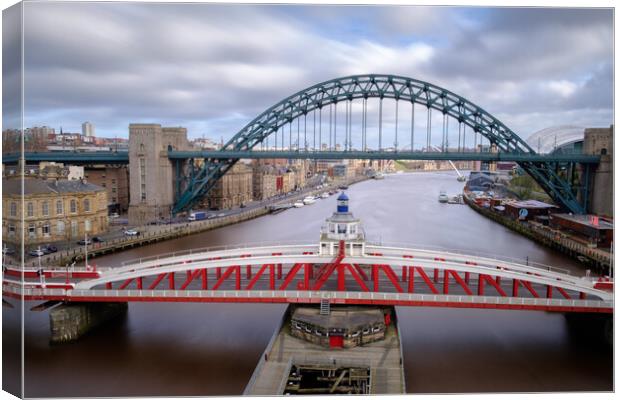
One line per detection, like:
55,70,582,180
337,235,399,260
244,305,406,395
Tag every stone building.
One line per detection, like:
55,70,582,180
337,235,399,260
583,125,613,217
2,176,108,247
127,123,191,224
207,162,253,209
84,165,130,214
252,164,278,201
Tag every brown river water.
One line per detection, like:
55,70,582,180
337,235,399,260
3,172,612,396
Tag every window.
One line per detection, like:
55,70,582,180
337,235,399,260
28,224,36,238
70,199,77,213
56,200,63,215
57,221,65,235
112,197,117,203
85,219,91,232
71,220,78,237
8,224,15,236
84,199,90,212
111,187,117,193
10,202,16,217
111,179,116,185
140,158,146,202
101,182,106,188
338,224,347,234
42,201,49,216
27,202,34,217
42,223,50,236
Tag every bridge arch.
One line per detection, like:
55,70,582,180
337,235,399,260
174,74,583,214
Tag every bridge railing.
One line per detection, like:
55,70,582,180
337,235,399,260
365,240,572,275
120,240,318,267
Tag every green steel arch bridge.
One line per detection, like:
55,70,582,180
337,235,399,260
3,74,600,214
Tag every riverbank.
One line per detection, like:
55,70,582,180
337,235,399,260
463,191,612,273
22,175,368,268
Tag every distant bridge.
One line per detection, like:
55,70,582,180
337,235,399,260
3,242,612,313
2,74,603,215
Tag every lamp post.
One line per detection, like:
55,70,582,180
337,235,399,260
84,231,89,269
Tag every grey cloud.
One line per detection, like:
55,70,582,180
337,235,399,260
13,2,614,143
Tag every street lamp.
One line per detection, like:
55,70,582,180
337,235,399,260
84,231,89,270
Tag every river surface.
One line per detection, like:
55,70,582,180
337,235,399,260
3,172,612,396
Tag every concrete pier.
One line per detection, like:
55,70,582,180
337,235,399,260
244,305,406,395
49,302,128,344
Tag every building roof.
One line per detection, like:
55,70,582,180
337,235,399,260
3,178,105,196
552,213,614,230
526,125,585,154
505,200,558,209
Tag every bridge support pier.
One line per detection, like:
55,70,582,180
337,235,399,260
49,302,128,344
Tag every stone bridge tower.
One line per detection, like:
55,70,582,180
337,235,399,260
128,124,191,225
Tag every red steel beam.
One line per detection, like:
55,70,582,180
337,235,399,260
246,264,269,290
148,273,167,290
180,269,202,290
414,267,439,294
118,278,134,290
448,270,473,295
408,266,414,293
345,264,369,292
168,272,175,290
212,266,236,290
279,263,303,290
480,274,507,297
521,280,540,298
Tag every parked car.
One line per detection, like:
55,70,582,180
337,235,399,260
42,245,58,254
109,212,120,218
29,249,45,257
2,247,15,255
239,203,246,208
91,236,105,243
217,213,226,218
124,229,139,236
77,239,92,245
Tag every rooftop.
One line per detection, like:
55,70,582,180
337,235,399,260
3,178,105,196
552,213,614,230
504,199,558,209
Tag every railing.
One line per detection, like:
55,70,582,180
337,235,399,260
121,240,318,266
365,240,571,275
5,286,612,308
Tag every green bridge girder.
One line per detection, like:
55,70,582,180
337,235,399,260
173,74,592,214
168,150,600,164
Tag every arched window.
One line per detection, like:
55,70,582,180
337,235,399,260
70,199,77,213
84,198,90,212
27,202,34,217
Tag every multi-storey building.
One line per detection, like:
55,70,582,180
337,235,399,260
252,165,279,201
2,175,108,246
81,121,95,137
84,165,130,213
206,162,253,210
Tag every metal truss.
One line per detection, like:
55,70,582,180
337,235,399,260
168,75,586,213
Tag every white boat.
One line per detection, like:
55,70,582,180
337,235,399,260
294,201,305,208
303,196,316,205
438,191,449,203
320,192,329,199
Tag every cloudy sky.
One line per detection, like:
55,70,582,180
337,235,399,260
3,2,614,145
